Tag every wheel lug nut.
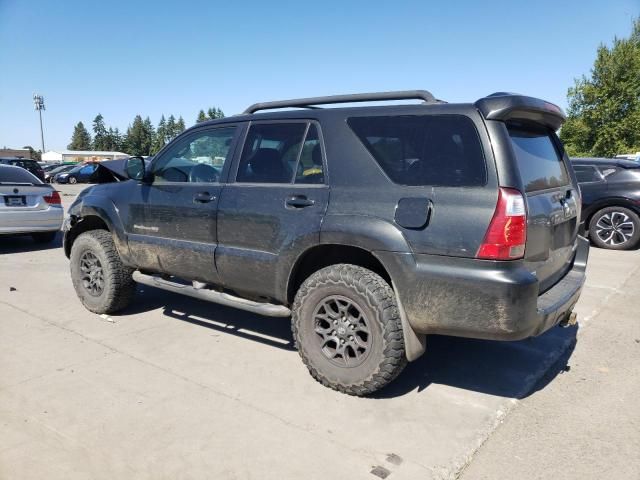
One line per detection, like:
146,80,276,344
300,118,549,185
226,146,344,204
333,320,337,325
332,330,336,335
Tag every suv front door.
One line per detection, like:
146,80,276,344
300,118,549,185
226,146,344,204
216,121,329,301
126,124,240,284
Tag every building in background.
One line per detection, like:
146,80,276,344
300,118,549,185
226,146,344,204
0,148,32,158
41,150,129,163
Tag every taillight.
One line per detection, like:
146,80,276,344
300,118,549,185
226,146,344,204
477,187,527,260
43,190,62,205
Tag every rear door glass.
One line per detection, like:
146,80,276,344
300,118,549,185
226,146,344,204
508,125,569,192
348,115,486,186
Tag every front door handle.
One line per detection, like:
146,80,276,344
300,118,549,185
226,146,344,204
194,192,216,203
285,195,315,209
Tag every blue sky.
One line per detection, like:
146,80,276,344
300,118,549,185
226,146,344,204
0,0,637,151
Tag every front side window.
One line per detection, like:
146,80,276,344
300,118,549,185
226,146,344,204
236,123,307,184
348,114,486,186
153,127,236,183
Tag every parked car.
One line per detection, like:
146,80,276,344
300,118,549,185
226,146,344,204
54,162,98,184
0,157,45,182
45,164,77,183
571,157,640,250
0,164,63,243
42,163,62,172
63,90,588,396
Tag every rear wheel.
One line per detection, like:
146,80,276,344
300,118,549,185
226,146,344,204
31,231,58,243
589,206,640,250
70,230,136,313
292,264,406,396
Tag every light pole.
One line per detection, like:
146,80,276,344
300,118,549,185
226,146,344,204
33,94,45,152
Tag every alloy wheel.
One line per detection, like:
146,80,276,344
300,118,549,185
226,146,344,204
595,211,635,247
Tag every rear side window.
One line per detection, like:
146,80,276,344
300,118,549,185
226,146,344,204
236,123,307,183
508,125,570,192
347,115,486,186
573,165,602,183
0,166,42,184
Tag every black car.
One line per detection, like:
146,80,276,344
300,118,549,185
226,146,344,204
63,91,588,396
0,157,45,182
54,162,98,184
571,157,640,250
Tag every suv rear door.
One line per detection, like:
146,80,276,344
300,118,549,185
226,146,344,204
216,121,328,301
507,123,579,292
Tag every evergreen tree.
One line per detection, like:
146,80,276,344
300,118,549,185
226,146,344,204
207,107,225,120
176,116,186,134
68,122,92,150
153,115,167,154
142,117,155,155
196,110,208,123
560,20,640,156
112,128,123,151
92,113,108,151
124,115,148,156
166,115,177,141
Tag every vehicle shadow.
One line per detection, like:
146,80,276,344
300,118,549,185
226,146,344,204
0,231,62,253
122,285,578,400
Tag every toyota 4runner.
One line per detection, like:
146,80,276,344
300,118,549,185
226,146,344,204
64,90,589,396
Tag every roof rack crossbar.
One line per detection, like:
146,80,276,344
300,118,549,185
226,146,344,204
243,90,437,114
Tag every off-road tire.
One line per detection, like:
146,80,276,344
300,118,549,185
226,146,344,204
292,264,406,396
70,230,136,314
589,206,640,250
31,231,58,243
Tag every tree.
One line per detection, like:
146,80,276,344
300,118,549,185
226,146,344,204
23,145,41,161
68,122,92,150
153,115,167,154
124,115,150,156
196,110,208,123
92,113,108,151
142,117,155,155
560,20,640,157
207,107,224,120
176,116,186,134
166,115,177,141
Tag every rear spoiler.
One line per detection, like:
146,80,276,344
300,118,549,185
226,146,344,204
475,93,566,131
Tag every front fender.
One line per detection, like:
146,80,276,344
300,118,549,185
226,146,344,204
64,195,131,263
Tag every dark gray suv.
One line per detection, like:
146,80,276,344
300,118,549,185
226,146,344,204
63,90,589,395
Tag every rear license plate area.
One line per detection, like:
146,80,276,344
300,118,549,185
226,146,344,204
4,196,26,207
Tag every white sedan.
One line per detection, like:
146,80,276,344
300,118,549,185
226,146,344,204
0,164,63,243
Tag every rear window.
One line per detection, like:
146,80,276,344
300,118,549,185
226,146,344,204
0,166,42,184
508,125,570,192
348,115,486,186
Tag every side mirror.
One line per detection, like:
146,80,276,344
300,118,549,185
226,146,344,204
125,156,146,181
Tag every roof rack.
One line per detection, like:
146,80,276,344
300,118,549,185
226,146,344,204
243,90,438,114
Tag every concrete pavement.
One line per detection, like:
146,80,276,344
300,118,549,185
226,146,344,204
0,184,638,479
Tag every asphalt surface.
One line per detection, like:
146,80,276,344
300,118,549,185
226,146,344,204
0,184,638,479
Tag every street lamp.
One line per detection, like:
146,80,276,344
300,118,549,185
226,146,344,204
33,94,45,152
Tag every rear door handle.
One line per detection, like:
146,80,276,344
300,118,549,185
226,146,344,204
194,192,216,203
285,195,315,209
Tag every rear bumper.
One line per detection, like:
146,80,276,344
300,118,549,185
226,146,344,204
376,235,589,341
0,207,63,234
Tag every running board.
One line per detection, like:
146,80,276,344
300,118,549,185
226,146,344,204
132,271,291,317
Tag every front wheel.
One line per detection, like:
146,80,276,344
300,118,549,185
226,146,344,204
70,230,136,314
68,176,77,184
589,206,640,250
292,264,406,396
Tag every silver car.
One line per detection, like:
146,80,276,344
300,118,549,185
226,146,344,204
0,164,63,243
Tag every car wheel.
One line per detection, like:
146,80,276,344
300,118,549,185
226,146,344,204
70,230,136,314
589,206,640,250
31,231,58,243
292,264,406,396
68,176,77,184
